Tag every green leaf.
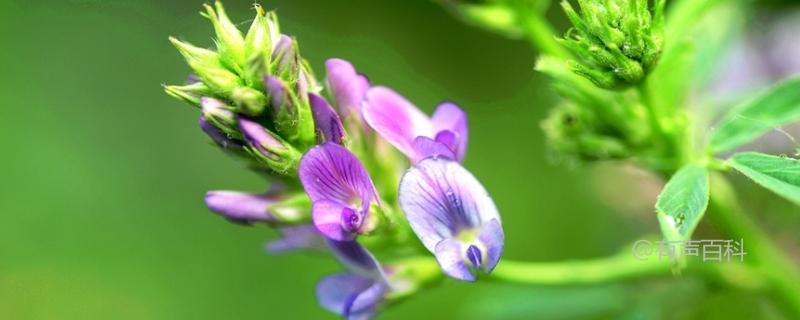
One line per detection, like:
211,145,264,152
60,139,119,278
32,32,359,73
710,77,800,153
656,165,710,241
728,152,800,206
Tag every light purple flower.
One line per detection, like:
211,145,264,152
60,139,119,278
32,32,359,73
205,190,279,225
317,240,388,320
398,158,503,282
266,224,327,254
309,93,346,144
364,86,468,163
326,58,370,122
299,143,379,241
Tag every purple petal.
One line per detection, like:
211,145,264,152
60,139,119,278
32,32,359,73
310,93,346,144
411,136,456,162
201,97,231,118
266,225,326,254
345,282,385,319
316,273,376,316
477,218,504,273
364,86,433,159
466,244,482,269
434,239,476,282
313,200,357,241
264,76,292,115
398,158,500,252
431,102,468,162
326,58,370,117
271,35,296,75
327,240,384,278
238,117,285,160
199,116,242,149
299,143,377,206
205,191,275,224
186,74,200,84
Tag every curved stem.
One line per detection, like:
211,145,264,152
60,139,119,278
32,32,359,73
707,173,800,317
515,3,571,59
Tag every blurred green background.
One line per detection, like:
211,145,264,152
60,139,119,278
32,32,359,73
1,0,798,319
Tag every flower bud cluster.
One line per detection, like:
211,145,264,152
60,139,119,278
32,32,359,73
165,3,505,319
165,2,316,175
558,0,665,89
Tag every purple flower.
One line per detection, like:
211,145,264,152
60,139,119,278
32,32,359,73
298,143,379,241
204,190,279,225
326,58,370,122
398,158,503,282
309,93,346,144
317,240,388,319
363,86,468,163
266,224,327,254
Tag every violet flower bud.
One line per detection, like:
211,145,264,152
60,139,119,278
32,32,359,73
199,116,243,150
271,35,298,78
264,76,315,146
205,190,310,225
238,117,302,174
205,190,279,225
309,93,347,144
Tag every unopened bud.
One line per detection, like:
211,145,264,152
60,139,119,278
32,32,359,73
541,103,630,160
164,82,209,107
264,76,315,146
271,35,298,78
243,6,280,88
202,1,246,72
238,117,302,174
232,86,267,116
201,97,240,137
204,190,309,225
199,116,243,150
309,93,346,144
558,0,665,89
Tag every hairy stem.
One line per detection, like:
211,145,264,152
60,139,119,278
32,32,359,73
707,173,800,317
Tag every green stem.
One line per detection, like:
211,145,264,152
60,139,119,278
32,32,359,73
707,173,800,317
491,252,764,290
515,3,570,59
637,81,665,142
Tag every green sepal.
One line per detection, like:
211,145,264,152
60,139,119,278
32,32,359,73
163,82,210,107
202,1,245,74
270,192,312,224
